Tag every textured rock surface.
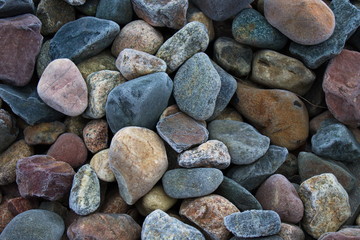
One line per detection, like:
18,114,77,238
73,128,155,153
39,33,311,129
96,0,133,25
83,119,108,153
187,4,215,41
90,149,115,182
278,223,305,240
0,109,18,153
7,197,38,216
23,121,66,145
0,0,34,18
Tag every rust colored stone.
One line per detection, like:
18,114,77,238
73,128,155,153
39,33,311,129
7,197,38,216
83,119,108,154
23,121,66,145
100,187,130,214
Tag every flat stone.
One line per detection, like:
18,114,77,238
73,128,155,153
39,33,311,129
187,4,215,41
0,109,18,153
319,231,360,240
36,40,52,78
0,0,34,18
23,121,66,145
90,149,115,182
83,119,108,154
7,197,38,216
96,0,133,25
278,223,305,240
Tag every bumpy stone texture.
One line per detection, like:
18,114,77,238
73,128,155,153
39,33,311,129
278,223,305,240
77,50,118,79
299,173,351,238
224,210,281,238
109,127,168,205
64,0,86,5
116,49,167,80
209,120,270,165
187,4,215,41
232,83,309,150
16,155,75,201
83,119,108,153
90,149,115,182
96,0,133,25
50,16,120,63
36,39,52,77
69,164,100,215
0,109,18,153
323,49,360,127
0,209,64,240
156,21,209,73
0,0,34,18
23,121,66,145
106,72,173,133
251,50,315,96
67,213,141,240
0,14,42,86
141,209,205,239
213,106,243,122
64,116,88,137
7,197,38,216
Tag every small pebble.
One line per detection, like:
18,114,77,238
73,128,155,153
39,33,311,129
90,149,115,182
278,223,305,240
7,197,38,216
23,121,66,145
0,0,35,18
100,187,130,214
95,0,133,25
0,109,18,153
213,107,243,122
64,116,88,137
187,4,215,41
83,119,108,154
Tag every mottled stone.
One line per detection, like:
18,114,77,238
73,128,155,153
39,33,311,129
159,105,181,120
319,231,360,240
64,116,88,137
213,107,243,122
23,121,66,145
39,201,68,221
187,4,215,41
83,119,108,153
0,198,14,232
230,236,283,240
36,40,52,78
0,109,18,153
90,149,115,182
75,0,99,15
96,0,133,25
7,197,38,216
278,223,305,240
0,0,34,18
275,153,298,179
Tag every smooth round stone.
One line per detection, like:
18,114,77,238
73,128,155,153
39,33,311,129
116,48,167,80
7,197,39,216
36,40,51,78
0,109,18,153
64,116,89,137
47,133,88,168
64,0,86,5
264,0,335,45
23,121,66,145
187,4,215,41
213,107,243,122
251,50,316,96
279,223,305,240
37,58,88,117
83,119,108,154
96,0,133,25
75,0,99,15
0,0,34,18
0,209,64,240
162,168,223,199
232,8,287,50
224,210,281,238
111,20,164,56
90,149,115,182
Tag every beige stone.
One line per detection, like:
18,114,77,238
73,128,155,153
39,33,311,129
187,4,215,41
90,149,115,182
279,223,305,240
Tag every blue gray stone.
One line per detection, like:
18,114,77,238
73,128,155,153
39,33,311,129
289,0,360,69
224,210,281,238
232,8,287,50
106,72,173,134
162,168,223,199
226,145,288,190
96,0,132,25
50,16,120,64
208,120,270,165
0,0,35,18
0,209,64,240
75,0,100,16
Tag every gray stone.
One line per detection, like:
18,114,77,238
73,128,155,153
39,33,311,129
64,0,86,6
345,157,360,225
0,109,18,153
36,40,51,78
0,0,34,18
75,0,99,15
208,120,270,165
230,236,283,240
174,52,221,120
96,0,132,25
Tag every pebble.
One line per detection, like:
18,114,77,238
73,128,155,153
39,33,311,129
0,14,43,86
0,209,64,240
275,153,298,179
162,168,223,199
47,133,88,168
37,58,88,117
0,0,34,18
174,52,221,120
83,119,108,153
224,210,281,238
233,8,287,50
96,0,133,25
23,121,66,145
156,112,209,153
187,4,215,41
323,49,360,127
67,213,141,240
278,223,305,240
141,209,205,239
227,145,288,191
75,0,99,15
156,21,209,73
116,48,167,80
109,127,168,205
90,149,115,182
16,155,75,201
100,186,130,214
7,197,38,216
64,116,88,137
0,198,14,232
69,164,101,215
299,173,351,238
36,40,51,77
39,201,67,220
49,16,120,63
213,107,243,122
106,72,173,133
0,109,18,153
64,0,86,6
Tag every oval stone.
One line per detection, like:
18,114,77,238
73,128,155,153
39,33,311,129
90,149,115,182
83,119,108,154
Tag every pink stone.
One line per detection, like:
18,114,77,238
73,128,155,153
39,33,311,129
83,119,108,154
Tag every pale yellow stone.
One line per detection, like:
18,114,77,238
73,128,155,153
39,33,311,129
90,149,115,182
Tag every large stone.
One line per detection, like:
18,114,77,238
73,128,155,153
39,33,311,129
23,121,66,145
0,0,34,18
96,0,133,25
0,109,18,153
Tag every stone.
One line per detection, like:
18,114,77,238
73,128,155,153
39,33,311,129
83,119,108,153
357,214,360,225
141,209,205,239
116,49,167,80
83,70,125,119
23,121,66,145
106,72,173,133
0,0,34,18
0,14,43,86
349,27,360,50
64,116,88,137
232,82,309,150
213,107,243,122
47,133,88,168
187,4,215,41
7,197,38,216
90,149,115,182
251,50,316,96
64,0,86,5
232,8,287,50
75,0,99,15
37,58,88,116
323,49,360,127
309,111,334,134
111,20,164,56
345,159,360,225
156,21,209,73
67,213,141,240
96,0,133,25
162,168,223,199
319,231,360,240
302,76,327,118
255,174,304,224
289,0,360,69
298,152,356,192
0,209,64,240
39,201,68,220
227,145,288,191
50,16,120,63
69,164,101,215
16,155,75,201
275,153,298,179
180,194,239,240
159,105,181,120
100,186,130,214
109,127,168,205
0,109,18,153
224,210,281,238
0,198,14,232
299,173,351,238
156,112,209,153
177,140,231,169
208,120,270,165
132,0,188,29
230,236,283,240
36,40,52,78
278,223,305,240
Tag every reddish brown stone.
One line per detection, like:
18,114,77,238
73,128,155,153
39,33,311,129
83,119,108,154
100,187,130,214
0,109,18,153
319,232,359,240
279,223,305,240
7,197,38,216
23,121,66,145
0,198,14,232
309,110,335,134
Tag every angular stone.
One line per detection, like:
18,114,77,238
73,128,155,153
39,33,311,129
36,40,52,78
96,0,133,25
23,121,66,145
90,149,115,182
0,14,43,86
7,197,38,216
0,0,34,18
278,223,305,240
0,109,18,153
83,119,108,154
187,4,215,41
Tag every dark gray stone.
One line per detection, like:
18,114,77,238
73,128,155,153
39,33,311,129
75,0,99,16
289,0,360,69
162,168,223,199
230,235,283,240
49,16,120,64
106,72,173,134
96,0,132,25
0,0,34,18
226,145,288,190
0,84,64,125
345,159,360,225
302,76,326,118
208,120,270,165
0,209,64,240
0,109,18,153
349,27,360,50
